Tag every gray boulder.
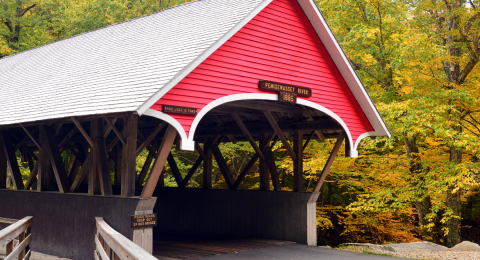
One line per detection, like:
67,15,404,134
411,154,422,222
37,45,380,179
450,241,480,251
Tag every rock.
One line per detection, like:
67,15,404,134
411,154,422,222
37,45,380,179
387,241,448,252
450,241,480,251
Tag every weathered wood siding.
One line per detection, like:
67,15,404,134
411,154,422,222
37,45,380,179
151,0,374,143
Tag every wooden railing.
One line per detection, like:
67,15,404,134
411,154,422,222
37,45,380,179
0,216,33,260
95,217,157,260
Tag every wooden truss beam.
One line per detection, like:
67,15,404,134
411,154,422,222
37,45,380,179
195,118,339,138
303,107,326,141
141,125,177,198
293,129,303,192
210,141,234,189
167,152,183,186
70,153,92,192
232,133,276,190
41,125,70,193
136,123,166,156
103,115,125,145
19,124,40,149
313,132,345,193
71,117,94,147
93,119,113,196
1,131,25,190
263,110,297,161
179,137,219,188
231,112,266,161
136,140,158,186
102,117,118,139
13,127,38,151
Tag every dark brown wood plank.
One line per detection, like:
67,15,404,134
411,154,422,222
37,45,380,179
180,137,219,188
122,113,138,197
0,135,7,189
24,162,38,190
89,120,99,195
263,110,297,161
210,142,234,189
203,143,213,189
95,136,113,196
13,127,38,151
1,131,25,190
293,129,303,192
42,125,70,193
313,132,345,192
141,125,177,198
303,131,315,151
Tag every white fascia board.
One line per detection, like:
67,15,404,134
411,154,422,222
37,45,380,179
136,0,274,115
297,0,391,138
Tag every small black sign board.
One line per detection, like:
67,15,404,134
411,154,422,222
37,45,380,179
258,80,312,97
279,92,297,103
131,214,157,229
163,105,198,116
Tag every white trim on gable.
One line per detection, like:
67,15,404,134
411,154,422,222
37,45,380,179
144,93,361,157
296,0,391,138
136,0,274,115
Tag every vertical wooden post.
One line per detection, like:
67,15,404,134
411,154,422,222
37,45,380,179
38,126,50,191
89,120,98,195
203,142,212,189
259,134,270,191
0,135,7,189
293,129,303,192
6,240,13,256
122,113,138,197
94,118,113,196
19,229,26,259
115,143,122,186
133,197,157,253
1,131,25,190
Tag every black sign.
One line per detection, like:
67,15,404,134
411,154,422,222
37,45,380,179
163,105,197,116
131,214,157,228
258,80,312,97
279,92,297,103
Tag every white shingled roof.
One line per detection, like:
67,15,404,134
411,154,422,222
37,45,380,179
0,0,266,126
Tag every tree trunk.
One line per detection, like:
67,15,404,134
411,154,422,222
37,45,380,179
446,146,462,247
404,135,432,238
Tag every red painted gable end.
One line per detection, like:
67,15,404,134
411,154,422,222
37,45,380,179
150,0,375,144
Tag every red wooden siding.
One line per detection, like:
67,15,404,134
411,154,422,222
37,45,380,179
150,0,374,143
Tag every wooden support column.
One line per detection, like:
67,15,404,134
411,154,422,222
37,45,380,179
313,132,345,193
89,120,99,195
293,129,303,192
1,131,25,190
259,134,269,191
94,118,113,196
203,142,213,189
122,113,139,197
0,135,6,189
115,143,122,186
133,197,157,253
141,125,177,198
37,127,50,191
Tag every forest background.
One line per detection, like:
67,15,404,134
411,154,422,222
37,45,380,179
1,0,480,248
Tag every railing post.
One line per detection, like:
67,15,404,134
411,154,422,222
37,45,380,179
6,240,13,255
132,197,157,254
19,230,26,260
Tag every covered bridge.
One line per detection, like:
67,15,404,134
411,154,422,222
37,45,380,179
0,0,390,259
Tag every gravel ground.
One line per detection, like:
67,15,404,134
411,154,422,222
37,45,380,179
337,245,480,260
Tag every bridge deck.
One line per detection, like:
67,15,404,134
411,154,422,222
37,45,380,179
153,236,294,260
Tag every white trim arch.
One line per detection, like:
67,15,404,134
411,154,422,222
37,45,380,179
354,131,377,151
143,109,194,151
142,93,362,157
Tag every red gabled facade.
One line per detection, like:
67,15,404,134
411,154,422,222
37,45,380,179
150,0,375,144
